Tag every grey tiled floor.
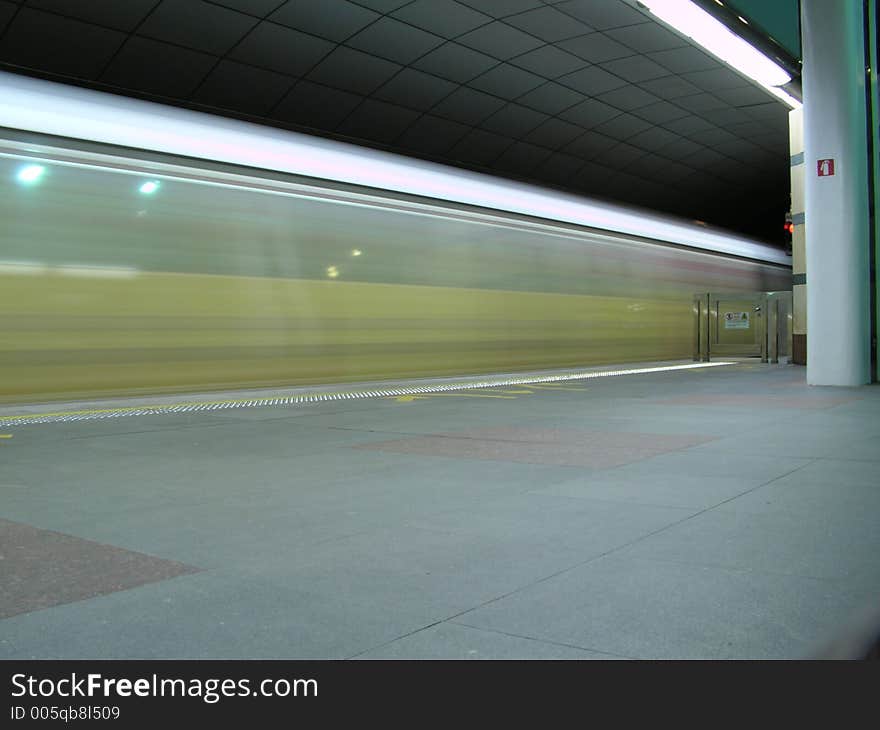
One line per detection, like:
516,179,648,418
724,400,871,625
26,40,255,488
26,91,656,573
1,361,878,659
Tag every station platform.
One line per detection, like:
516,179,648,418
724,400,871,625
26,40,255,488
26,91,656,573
1,360,878,659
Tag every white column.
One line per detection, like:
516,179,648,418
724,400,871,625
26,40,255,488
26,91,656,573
802,0,872,385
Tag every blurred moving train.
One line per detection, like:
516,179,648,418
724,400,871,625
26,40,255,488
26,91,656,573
0,71,790,403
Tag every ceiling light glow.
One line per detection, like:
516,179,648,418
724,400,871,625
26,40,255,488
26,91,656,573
17,164,45,183
639,0,791,88
139,180,160,194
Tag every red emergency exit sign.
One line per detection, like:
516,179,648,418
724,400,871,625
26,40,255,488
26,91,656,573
817,158,835,176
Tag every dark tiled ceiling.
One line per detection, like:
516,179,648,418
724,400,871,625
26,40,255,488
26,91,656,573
0,0,794,243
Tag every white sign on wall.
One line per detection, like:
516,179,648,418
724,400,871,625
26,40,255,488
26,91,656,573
724,311,750,329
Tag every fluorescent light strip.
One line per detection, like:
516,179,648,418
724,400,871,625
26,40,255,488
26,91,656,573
0,72,789,265
639,0,800,109
0,362,735,427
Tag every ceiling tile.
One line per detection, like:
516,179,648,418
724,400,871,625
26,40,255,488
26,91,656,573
687,127,738,146
576,160,619,186
0,1,13,34
535,151,584,184
673,93,730,113
648,46,719,74
306,46,401,94
336,98,420,143
635,154,693,182
102,36,215,98
413,42,497,83
605,22,686,53
270,0,379,42
193,59,290,116
725,120,769,137
397,114,470,155
0,7,125,79
211,0,285,15
517,82,584,115
557,97,619,127
273,80,362,129
712,138,763,161
230,21,334,76
712,159,759,184
637,75,701,99
596,85,660,112
655,137,703,159
627,125,680,150
350,0,411,12
457,0,545,17
431,86,506,124
558,32,632,63
660,115,715,135
742,102,789,122
391,0,490,38
602,171,645,197
681,147,729,168
676,170,724,192
594,141,645,167
457,20,544,59
600,55,670,83
592,112,652,140
701,107,758,126
346,16,444,64
510,45,586,78
682,67,750,91
138,0,257,56
749,139,787,156
757,115,789,131
481,103,548,136
554,0,649,30
712,86,776,107
630,152,690,172
26,0,156,32
562,131,618,158
373,68,457,110
504,6,592,41
468,63,544,97
557,65,627,95
494,140,552,174
632,100,689,125
450,128,513,164
525,117,584,149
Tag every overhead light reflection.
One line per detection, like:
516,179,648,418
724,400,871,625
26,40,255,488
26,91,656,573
351,249,362,257
16,164,45,184
139,180,160,194
0,260,48,275
326,265,339,279
57,265,139,278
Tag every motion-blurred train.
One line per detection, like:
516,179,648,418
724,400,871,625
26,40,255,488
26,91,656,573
0,71,790,403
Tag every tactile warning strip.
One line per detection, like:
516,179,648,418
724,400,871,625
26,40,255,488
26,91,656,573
0,362,734,427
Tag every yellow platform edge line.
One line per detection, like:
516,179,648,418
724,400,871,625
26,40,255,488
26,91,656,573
0,362,737,423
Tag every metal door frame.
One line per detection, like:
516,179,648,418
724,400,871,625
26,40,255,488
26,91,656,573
694,291,770,362
766,290,793,364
